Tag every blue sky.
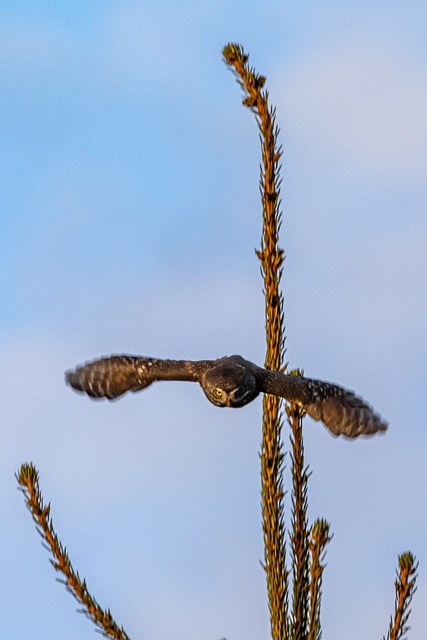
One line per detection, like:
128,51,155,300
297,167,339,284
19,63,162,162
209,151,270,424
1,2,426,639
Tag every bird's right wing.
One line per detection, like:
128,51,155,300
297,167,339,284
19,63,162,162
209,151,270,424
66,355,206,400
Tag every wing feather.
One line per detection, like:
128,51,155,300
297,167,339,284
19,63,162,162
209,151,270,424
66,355,204,400
255,368,388,438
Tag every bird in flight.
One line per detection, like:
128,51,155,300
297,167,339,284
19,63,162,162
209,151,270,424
66,354,387,439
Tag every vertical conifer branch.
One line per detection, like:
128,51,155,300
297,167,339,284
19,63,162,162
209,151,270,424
17,463,131,640
308,519,331,640
223,43,288,640
288,406,310,640
384,553,418,640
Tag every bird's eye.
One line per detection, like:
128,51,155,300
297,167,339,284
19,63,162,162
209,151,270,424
215,388,223,398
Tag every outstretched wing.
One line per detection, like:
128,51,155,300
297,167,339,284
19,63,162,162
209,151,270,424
299,378,387,437
66,355,205,400
256,369,388,438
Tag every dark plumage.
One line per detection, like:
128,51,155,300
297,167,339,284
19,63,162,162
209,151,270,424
66,354,387,439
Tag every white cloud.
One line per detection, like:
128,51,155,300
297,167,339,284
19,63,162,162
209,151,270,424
279,42,427,181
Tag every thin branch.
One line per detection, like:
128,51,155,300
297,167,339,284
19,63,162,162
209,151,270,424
308,519,331,640
17,463,131,640
223,42,288,640
384,552,418,640
288,404,310,640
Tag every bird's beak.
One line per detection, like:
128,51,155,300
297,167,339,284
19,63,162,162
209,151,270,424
225,397,232,407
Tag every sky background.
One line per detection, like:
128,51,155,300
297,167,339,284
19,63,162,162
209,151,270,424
1,2,426,639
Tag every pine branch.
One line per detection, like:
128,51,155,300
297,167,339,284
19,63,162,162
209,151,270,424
384,552,418,640
288,404,310,640
308,519,331,640
17,463,131,640
222,43,288,640
222,43,285,374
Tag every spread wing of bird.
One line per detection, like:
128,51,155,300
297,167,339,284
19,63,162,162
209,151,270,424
66,354,388,438
254,368,388,438
66,355,208,400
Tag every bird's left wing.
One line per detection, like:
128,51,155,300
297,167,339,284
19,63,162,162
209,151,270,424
255,368,388,438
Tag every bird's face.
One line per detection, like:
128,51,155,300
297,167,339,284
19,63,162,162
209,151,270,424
201,362,258,408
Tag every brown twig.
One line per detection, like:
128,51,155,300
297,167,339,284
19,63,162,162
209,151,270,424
288,404,310,640
308,519,331,640
17,463,131,640
384,553,418,640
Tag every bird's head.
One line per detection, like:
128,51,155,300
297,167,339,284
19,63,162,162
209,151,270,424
201,362,258,408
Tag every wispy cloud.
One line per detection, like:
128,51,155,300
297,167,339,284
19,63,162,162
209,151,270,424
280,42,427,181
